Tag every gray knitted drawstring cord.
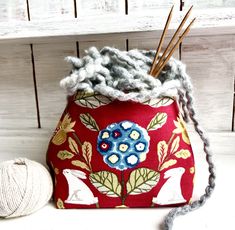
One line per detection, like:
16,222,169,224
162,71,216,230
61,47,216,230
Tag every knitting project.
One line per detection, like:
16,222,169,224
59,46,215,230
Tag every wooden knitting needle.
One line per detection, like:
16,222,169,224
149,5,174,75
154,18,196,78
152,5,193,76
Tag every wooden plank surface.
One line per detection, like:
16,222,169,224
0,0,28,22
127,0,179,13
233,87,235,131
0,8,235,44
27,1,76,128
33,42,77,128
182,35,235,131
0,129,51,165
27,0,75,20
76,0,125,16
184,0,235,8
128,35,180,59
3,129,75,163
0,44,37,129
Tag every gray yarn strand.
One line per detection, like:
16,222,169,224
61,47,185,102
163,77,216,230
178,89,189,123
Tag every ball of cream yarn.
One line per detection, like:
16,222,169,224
0,158,53,218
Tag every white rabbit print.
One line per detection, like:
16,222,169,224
63,169,98,205
152,167,186,205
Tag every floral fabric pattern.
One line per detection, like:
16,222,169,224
97,121,150,170
52,114,76,145
47,93,195,209
173,116,190,145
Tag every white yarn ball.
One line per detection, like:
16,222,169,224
0,158,53,218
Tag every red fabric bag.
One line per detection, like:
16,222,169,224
47,93,195,209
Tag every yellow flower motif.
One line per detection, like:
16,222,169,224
102,131,110,139
52,114,76,145
108,154,119,164
119,143,129,152
173,116,190,145
129,130,140,140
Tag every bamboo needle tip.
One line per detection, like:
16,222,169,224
190,17,196,25
186,5,194,15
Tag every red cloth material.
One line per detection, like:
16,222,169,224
47,96,195,209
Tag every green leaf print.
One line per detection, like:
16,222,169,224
80,113,100,131
75,91,113,109
126,168,160,195
89,171,121,197
57,150,74,160
143,97,174,108
147,113,167,131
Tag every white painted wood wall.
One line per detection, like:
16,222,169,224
0,1,235,163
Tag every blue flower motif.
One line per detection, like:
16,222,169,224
97,120,150,170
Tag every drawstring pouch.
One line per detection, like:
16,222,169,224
46,47,215,229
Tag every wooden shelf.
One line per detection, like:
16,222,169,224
0,8,235,44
